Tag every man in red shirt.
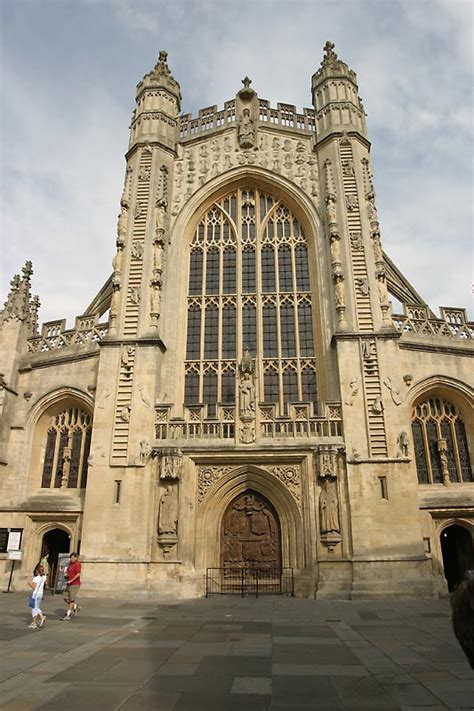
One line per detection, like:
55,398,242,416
61,552,81,620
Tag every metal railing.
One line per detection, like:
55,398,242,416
206,567,294,597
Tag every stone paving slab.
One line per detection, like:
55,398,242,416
0,593,473,709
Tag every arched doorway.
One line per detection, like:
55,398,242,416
41,528,71,588
440,524,474,591
221,490,281,573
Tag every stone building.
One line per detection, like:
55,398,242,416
1,43,473,598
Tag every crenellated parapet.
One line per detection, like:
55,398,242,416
392,305,474,341
26,314,109,355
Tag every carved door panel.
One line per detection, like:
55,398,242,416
221,490,281,573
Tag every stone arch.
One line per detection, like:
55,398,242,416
438,520,474,591
25,387,94,496
195,464,304,571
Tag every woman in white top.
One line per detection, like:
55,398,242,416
28,564,47,629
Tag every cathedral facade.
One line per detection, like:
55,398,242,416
1,43,473,598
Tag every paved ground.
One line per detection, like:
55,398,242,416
0,592,472,710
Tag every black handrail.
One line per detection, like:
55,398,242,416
205,567,294,597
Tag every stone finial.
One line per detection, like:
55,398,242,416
242,76,252,89
321,40,338,67
0,261,39,330
238,75,256,100
155,49,171,76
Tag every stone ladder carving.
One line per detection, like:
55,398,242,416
111,345,135,462
338,139,373,331
361,339,388,457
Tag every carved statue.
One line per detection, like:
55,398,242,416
131,241,143,260
345,378,359,406
383,376,404,405
367,197,378,225
138,166,151,181
357,277,370,296
437,439,450,484
326,196,337,225
397,431,409,458
319,478,340,534
372,396,384,414
158,484,178,535
150,284,161,315
376,269,389,308
153,242,164,273
129,286,140,304
333,270,345,308
120,404,131,422
139,440,151,464
329,233,341,264
117,200,128,237
112,246,123,274
121,344,133,369
372,232,383,264
155,200,167,235
345,194,358,211
349,231,363,250
134,201,142,219
239,371,255,417
238,108,255,148
110,283,121,318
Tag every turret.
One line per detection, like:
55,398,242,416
129,50,182,152
312,41,367,142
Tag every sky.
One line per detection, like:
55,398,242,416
1,0,473,326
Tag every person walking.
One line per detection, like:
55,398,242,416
28,564,47,629
61,552,81,620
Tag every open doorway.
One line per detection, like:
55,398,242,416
41,528,71,589
440,524,474,592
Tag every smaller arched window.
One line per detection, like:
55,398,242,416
41,407,92,489
411,397,472,484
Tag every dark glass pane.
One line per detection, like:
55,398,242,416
185,372,199,403
264,370,279,403
41,429,57,488
204,307,218,359
301,367,317,405
203,372,217,417
427,420,442,483
283,370,298,406
441,420,458,482
280,303,296,357
221,306,236,359
54,430,69,488
205,251,220,294
242,250,256,293
186,308,201,359
243,304,257,352
262,304,278,357
80,428,92,488
222,250,236,294
278,246,293,292
412,421,429,484
295,244,310,291
188,251,203,295
261,247,276,293
68,429,82,488
230,195,236,221
298,302,314,356
221,372,235,403
456,419,473,481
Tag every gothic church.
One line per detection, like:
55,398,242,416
1,43,473,598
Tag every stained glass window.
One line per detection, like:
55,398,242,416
40,408,92,489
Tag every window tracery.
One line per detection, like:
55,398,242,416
411,397,472,484
185,187,318,414
41,407,92,489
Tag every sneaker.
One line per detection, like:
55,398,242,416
60,614,70,621
72,605,81,617
28,622,37,629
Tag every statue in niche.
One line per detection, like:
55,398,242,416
329,233,341,264
326,196,337,225
238,108,255,148
158,484,178,535
239,371,255,417
367,197,378,225
155,199,167,236
319,477,340,534
372,231,383,264
376,268,389,308
131,241,143,260
333,269,345,308
153,242,164,273
397,431,409,458
112,245,123,274
117,200,128,237
150,284,161,316
437,439,450,484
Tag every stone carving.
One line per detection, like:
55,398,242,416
121,344,134,372
362,339,377,362
349,231,363,250
240,421,256,444
158,484,178,534
372,396,384,414
109,280,121,334
120,404,131,422
138,385,151,408
97,388,110,409
315,445,342,549
239,371,255,417
366,196,378,225
342,159,355,176
159,448,183,480
60,444,72,489
323,158,337,198
153,240,164,275
138,165,151,181
333,267,345,308
361,157,374,198
357,277,370,296
403,374,413,386
150,282,161,328
376,267,391,324
397,431,409,458
329,233,341,265
134,201,142,220
131,241,143,260
350,448,362,462
129,286,140,304
383,376,404,405
238,108,255,149
345,194,358,211
325,196,337,226
268,466,301,503
155,199,167,238
139,440,151,464
437,438,451,486
117,199,129,237
197,465,234,504
371,230,383,264
112,243,124,275
345,378,359,406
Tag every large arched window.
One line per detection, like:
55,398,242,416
41,407,92,489
184,188,318,415
411,397,472,484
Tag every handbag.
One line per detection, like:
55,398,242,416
28,593,35,609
